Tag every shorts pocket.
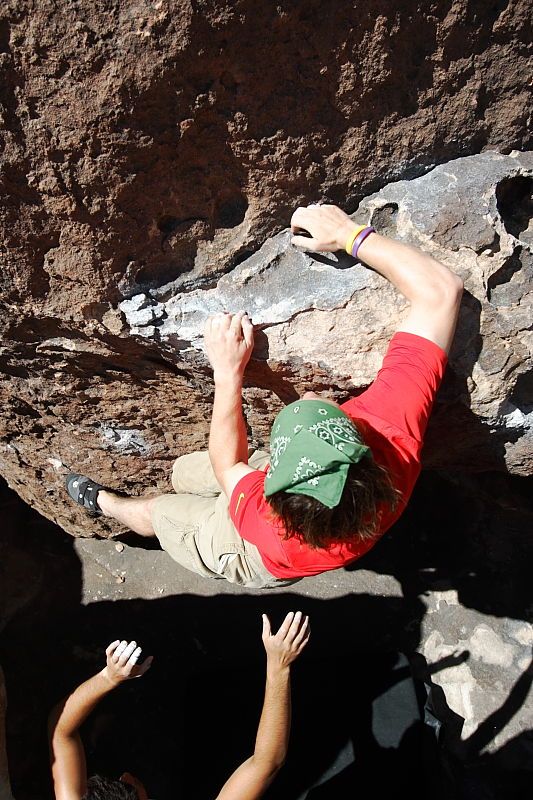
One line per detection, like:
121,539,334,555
160,517,222,579
213,539,255,585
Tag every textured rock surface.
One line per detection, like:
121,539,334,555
1,0,531,308
1,150,532,537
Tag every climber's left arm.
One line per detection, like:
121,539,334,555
205,312,258,497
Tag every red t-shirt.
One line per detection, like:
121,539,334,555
229,332,448,578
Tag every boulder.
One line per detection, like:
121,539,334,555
0,150,531,536
0,1,532,535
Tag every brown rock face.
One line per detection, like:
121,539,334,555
1,0,531,305
0,1,531,537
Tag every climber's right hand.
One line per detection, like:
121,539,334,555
290,204,356,253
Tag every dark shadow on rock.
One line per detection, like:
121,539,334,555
461,653,533,763
118,530,165,550
15,587,532,800
46,592,430,799
0,479,83,800
247,331,301,403
423,289,500,471
306,251,358,270
267,651,470,800
496,175,533,240
345,469,533,621
2,473,532,800
414,652,533,800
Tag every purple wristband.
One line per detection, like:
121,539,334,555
351,226,376,259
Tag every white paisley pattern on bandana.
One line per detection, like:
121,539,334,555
292,456,322,486
308,416,362,450
265,399,371,503
267,435,291,477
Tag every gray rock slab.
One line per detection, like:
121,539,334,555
74,536,402,603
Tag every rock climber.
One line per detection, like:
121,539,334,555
66,204,463,588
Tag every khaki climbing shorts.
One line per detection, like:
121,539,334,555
151,450,298,589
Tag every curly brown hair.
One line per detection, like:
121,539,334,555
266,456,401,550
83,775,137,800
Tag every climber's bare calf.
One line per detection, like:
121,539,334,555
65,474,157,537
97,491,158,537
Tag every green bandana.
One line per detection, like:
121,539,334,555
264,399,371,508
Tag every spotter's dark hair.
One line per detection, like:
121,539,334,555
83,775,138,800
